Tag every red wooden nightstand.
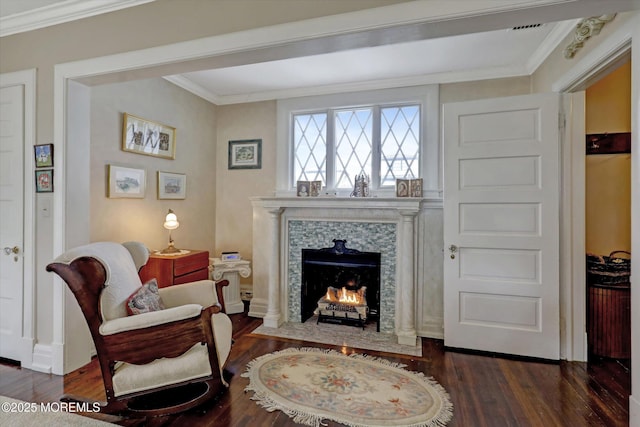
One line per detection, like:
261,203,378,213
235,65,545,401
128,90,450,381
139,250,209,288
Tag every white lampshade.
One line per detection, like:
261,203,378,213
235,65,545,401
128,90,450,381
163,209,179,230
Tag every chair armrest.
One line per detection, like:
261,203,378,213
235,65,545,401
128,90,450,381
99,304,202,335
159,279,229,312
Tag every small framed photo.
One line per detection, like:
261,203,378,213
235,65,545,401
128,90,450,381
296,181,310,197
35,169,54,193
107,164,146,198
122,113,176,160
410,178,423,197
396,178,423,197
396,179,410,197
228,139,262,169
297,180,322,197
157,171,186,199
34,144,54,168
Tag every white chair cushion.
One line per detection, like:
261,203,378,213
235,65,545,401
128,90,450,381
211,312,232,386
112,343,212,397
54,242,143,321
99,304,203,335
158,281,232,385
158,280,219,308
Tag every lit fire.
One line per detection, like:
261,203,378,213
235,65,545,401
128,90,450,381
325,287,362,305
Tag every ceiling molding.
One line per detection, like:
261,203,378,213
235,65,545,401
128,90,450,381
167,64,530,106
525,19,580,73
163,75,223,105
0,0,156,37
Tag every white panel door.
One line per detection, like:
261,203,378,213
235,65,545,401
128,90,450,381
443,93,560,360
0,84,25,361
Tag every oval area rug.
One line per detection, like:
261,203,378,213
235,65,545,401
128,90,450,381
242,347,453,427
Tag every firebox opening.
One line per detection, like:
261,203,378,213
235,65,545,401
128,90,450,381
301,240,381,331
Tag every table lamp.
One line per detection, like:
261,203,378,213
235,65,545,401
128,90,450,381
161,209,180,254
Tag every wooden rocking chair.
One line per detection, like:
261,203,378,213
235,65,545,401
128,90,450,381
46,241,232,416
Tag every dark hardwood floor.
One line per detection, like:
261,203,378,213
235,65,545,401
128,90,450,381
0,304,630,427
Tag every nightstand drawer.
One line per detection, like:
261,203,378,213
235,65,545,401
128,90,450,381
174,268,209,285
174,251,209,277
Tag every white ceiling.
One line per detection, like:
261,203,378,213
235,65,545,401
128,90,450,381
167,22,574,104
1,0,631,105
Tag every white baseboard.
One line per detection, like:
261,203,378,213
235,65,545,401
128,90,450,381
417,316,444,340
248,297,267,318
19,337,35,370
630,394,640,427
30,343,53,374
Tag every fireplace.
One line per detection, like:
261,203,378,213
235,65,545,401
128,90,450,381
301,240,380,331
251,196,427,346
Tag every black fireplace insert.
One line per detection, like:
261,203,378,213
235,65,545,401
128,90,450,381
301,239,381,331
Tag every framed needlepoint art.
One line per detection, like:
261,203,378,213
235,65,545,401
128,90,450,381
35,169,54,193
34,144,54,168
228,139,262,170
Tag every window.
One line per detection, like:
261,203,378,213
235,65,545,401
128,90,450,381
278,86,439,197
293,104,420,190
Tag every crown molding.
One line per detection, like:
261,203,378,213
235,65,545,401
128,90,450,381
163,75,223,105
0,0,156,37
166,63,530,106
525,19,580,73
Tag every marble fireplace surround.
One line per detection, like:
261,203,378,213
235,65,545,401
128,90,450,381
250,196,432,346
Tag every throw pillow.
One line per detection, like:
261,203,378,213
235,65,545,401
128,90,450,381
126,278,165,315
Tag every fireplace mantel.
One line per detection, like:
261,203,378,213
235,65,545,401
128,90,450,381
249,196,441,347
252,196,430,211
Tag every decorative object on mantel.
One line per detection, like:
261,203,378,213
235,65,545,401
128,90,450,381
242,347,452,427
296,180,321,197
586,132,631,155
122,113,176,159
157,171,186,199
350,173,369,197
160,209,181,254
228,139,262,169
396,178,423,197
564,14,616,59
106,164,145,198
35,169,54,193
34,143,53,168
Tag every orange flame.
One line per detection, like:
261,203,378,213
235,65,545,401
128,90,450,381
325,287,362,305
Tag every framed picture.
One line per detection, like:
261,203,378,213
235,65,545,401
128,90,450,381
396,178,423,197
228,139,262,169
410,178,423,197
122,113,176,160
296,180,322,197
157,171,186,199
35,169,54,193
396,179,410,197
107,165,146,198
34,144,54,168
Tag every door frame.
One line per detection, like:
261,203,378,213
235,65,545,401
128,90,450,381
552,13,638,422
0,68,36,369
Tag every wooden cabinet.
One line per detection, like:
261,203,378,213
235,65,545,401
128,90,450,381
139,250,209,288
587,283,631,358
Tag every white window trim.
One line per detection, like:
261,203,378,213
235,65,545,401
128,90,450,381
276,85,440,198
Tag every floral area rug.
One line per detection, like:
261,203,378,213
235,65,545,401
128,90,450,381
242,347,452,427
